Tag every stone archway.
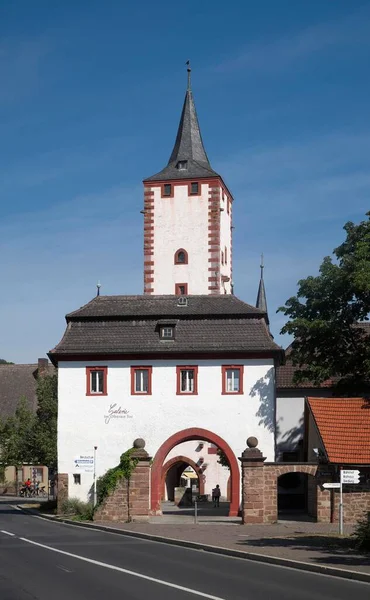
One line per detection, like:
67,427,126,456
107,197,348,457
151,427,240,516
161,455,205,501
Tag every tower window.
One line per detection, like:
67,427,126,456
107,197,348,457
163,184,172,196
175,283,188,295
190,182,199,195
221,251,224,265
174,248,188,265
177,160,188,170
225,247,227,264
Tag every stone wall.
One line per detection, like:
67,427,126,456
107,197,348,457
240,440,370,524
94,478,129,522
94,440,151,523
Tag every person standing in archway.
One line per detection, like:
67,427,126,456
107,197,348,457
213,484,221,508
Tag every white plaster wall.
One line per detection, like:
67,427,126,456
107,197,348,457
152,183,210,295
220,191,232,294
58,358,275,502
276,396,305,458
165,441,230,500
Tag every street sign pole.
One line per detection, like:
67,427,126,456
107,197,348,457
93,446,98,508
339,469,343,536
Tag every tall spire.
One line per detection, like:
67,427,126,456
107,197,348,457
144,64,219,182
256,254,269,323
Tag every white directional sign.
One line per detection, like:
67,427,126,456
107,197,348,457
340,469,360,484
323,483,341,489
74,455,94,473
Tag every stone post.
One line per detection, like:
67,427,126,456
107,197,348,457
239,437,266,524
56,473,69,514
128,438,152,522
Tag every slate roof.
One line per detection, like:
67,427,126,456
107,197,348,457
307,397,370,464
0,362,54,419
66,295,264,319
144,87,220,182
50,295,282,359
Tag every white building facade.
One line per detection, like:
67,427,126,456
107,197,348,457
52,295,281,516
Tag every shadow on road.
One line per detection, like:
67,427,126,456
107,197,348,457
237,535,370,568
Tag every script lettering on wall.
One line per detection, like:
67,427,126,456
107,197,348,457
104,403,133,425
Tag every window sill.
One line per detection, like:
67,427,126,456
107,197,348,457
86,392,108,396
221,391,243,395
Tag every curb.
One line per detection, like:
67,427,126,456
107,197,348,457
18,506,370,584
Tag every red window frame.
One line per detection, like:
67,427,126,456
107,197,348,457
130,366,152,395
176,366,198,395
189,181,199,195
175,283,188,295
174,248,188,265
161,183,174,198
86,366,108,396
221,365,244,395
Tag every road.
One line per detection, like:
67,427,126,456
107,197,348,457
0,500,369,600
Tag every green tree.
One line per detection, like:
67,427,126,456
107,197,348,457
279,212,370,393
0,373,57,469
0,359,14,364
0,397,37,466
34,373,58,469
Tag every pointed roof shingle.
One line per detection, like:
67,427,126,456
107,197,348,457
144,80,220,182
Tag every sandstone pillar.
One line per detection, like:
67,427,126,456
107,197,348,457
239,437,266,524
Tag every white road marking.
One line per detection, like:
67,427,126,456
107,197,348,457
19,537,226,599
57,564,73,573
1,530,15,536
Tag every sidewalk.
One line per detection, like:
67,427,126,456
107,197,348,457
94,519,370,576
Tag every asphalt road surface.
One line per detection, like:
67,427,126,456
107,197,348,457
0,501,369,600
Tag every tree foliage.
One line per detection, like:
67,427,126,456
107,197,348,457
279,212,370,393
0,372,58,469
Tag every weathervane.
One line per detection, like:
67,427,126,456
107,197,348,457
186,60,191,90
96,281,101,297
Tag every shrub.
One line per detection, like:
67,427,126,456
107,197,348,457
352,513,370,552
61,497,94,521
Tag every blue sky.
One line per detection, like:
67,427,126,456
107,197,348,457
1,0,370,362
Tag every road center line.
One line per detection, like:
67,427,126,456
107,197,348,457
19,537,226,600
1,530,15,536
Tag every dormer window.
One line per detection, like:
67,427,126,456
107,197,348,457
177,160,188,170
160,326,174,339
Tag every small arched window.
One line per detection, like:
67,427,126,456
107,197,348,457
174,249,188,265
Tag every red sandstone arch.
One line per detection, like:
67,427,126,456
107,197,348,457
161,455,205,500
151,428,240,517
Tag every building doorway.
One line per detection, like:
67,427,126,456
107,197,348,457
161,455,204,504
151,427,240,517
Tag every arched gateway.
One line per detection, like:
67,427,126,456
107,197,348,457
162,455,205,500
151,427,240,516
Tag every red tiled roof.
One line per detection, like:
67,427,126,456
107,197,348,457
307,397,370,464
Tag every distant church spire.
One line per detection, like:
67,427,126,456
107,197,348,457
256,255,269,325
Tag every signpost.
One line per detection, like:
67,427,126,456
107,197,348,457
322,483,340,489
339,469,360,535
74,455,94,473
93,446,98,508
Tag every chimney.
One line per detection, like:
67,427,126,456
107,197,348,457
38,358,49,378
